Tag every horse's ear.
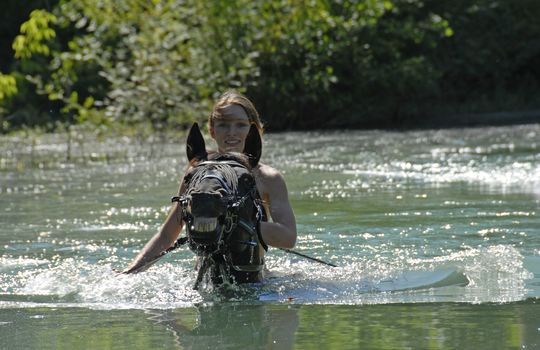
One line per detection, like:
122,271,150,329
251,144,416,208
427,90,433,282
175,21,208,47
243,124,262,167
186,122,207,162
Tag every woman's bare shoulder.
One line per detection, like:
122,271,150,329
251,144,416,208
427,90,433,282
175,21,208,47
254,162,284,182
253,162,290,200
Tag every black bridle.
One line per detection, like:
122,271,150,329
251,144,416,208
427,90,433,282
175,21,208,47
171,159,267,289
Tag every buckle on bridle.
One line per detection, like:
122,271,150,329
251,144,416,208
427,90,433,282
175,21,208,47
223,208,238,234
223,215,235,233
172,195,192,223
171,195,189,205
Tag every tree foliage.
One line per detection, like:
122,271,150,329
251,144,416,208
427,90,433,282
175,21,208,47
1,0,539,133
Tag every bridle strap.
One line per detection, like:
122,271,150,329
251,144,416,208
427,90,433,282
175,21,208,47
197,173,233,194
238,217,268,252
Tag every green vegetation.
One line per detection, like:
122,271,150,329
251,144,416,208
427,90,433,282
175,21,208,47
1,0,539,133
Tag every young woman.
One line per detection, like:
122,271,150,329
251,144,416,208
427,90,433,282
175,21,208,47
121,91,297,273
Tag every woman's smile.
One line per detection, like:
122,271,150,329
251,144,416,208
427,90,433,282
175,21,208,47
225,139,241,145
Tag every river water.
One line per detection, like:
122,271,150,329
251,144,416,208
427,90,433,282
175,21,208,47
1,124,539,349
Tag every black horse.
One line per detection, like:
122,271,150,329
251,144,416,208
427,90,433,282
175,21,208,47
172,123,267,290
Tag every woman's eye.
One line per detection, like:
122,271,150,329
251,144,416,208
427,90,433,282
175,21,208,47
215,121,250,130
237,122,250,128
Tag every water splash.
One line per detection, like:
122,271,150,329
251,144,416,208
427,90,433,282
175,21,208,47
2,243,531,310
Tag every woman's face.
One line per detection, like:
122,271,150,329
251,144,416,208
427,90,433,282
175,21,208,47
210,104,251,153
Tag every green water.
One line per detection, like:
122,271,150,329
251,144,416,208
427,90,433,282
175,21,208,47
1,125,540,349
2,303,539,349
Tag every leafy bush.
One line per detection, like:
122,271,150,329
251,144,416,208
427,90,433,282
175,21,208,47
1,0,539,133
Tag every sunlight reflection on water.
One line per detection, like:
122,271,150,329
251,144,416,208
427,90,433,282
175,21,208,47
1,124,539,309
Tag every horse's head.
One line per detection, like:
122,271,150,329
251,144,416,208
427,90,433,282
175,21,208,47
176,123,263,256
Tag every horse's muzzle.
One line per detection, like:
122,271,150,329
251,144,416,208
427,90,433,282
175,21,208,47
187,192,227,248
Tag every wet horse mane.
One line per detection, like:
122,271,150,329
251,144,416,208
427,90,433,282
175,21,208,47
181,151,253,196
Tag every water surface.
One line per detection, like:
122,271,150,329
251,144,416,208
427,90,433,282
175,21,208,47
1,125,539,348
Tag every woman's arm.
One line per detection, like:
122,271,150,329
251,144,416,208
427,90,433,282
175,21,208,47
119,176,188,274
259,170,297,249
